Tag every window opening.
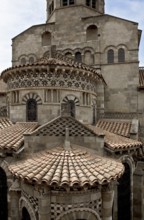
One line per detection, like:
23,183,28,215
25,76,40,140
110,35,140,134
62,0,74,6
42,32,51,46
118,48,125,63
21,58,26,65
26,99,37,122
107,49,114,64
86,0,91,6
92,0,96,8
118,163,131,220
75,52,82,63
22,207,31,220
86,25,98,41
0,168,8,220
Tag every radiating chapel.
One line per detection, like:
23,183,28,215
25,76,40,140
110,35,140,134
0,0,144,220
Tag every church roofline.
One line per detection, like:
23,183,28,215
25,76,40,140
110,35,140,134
82,13,139,25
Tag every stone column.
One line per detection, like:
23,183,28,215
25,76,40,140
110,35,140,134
133,161,144,220
102,185,114,220
38,189,51,220
9,180,21,220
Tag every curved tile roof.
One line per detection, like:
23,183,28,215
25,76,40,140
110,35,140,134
0,122,38,152
9,146,124,189
96,119,131,137
0,118,13,130
88,125,142,152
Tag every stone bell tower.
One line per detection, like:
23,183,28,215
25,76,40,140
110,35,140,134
46,0,105,22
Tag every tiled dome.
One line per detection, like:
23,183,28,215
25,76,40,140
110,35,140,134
9,145,124,190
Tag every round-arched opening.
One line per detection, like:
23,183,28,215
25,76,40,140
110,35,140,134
75,52,82,63
61,100,75,117
65,52,73,58
86,25,98,41
42,31,51,46
107,49,114,64
26,98,37,122
118,162,131,220
0,168,8,220
22,207,31,220
118,48,125,63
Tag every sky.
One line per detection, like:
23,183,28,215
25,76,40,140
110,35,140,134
0,0,144,73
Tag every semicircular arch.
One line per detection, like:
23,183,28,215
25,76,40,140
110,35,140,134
62,94,80,106
22,92,42,105
19,196,37,220
56,207,101,220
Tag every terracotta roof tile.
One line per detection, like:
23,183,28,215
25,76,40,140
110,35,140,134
96,119,131,137
0,118,13,130
88,125,142,152
0,122,38,152
9,146,124,189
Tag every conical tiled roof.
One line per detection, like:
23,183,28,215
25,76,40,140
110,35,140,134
9,145,124,190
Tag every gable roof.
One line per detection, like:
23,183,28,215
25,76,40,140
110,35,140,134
0,117,13,130
0,122,38,152
29,116,97,137
88,125,142,153
96,119,131,137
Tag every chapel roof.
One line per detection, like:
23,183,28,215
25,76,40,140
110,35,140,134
0,117,13,130
89,125,142,153
9,145,124,190
0,122,38,152
96,119,131,137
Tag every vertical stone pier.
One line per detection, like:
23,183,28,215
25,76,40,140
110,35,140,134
102,185,114,220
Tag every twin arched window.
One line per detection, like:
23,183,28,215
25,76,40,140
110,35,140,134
107,48,125,64
86,0,96,8
62,0,75,6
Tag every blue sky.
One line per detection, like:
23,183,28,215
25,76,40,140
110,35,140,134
0,0,143,72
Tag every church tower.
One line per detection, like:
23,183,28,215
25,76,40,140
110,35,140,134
46,0,105,22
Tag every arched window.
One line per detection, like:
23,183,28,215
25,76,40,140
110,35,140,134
49,1,54,15
61,100,75,117
86,0,96,8
118,163,131,220
22,207,31,220
92,0,96,8
42,32,51,46
75,52,82,63
86,25,98,41
118,48,125,63
107,49,114,64
26,99,37,122
65,52,73,58
21,58,26,65
29,57,34,64
0,168,8,220
84,50,93,65
62,0,74,6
